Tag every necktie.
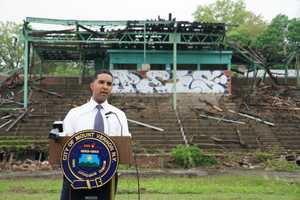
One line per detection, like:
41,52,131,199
94,105,104,132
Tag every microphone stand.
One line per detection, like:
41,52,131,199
105,111,123,136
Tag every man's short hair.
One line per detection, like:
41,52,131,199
93,70,113,82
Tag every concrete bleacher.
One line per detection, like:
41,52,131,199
0,76,300,157
0,77,184,154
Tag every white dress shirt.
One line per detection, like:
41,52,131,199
62,98,130,137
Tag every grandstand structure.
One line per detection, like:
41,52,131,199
22,15,232,110
0,16,241,161
1,17,300,162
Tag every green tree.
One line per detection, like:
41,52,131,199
0,21,23,70
256,15,289,50
193,0,267,46
287,18,300,45
255,15,295,64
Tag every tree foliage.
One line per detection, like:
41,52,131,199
193,0,249,25
0,21,23,70
256,15,290,50
193,0,267,46
287,18,300,45
255,15,299,64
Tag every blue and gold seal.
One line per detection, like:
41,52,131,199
61,130,119,189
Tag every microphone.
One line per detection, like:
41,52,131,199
105,111,123,136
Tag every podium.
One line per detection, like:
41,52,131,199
49,130,133,200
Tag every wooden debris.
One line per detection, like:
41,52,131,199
260,107,300,111
128,119,164,132
0,68,22,89
192,107,219,116
235,129,248,148
0,98,23,106
199,114,246,125
256,136,262,149
228,109,275,126
31,85,63,98
175,111,188,146
8,153,14,170
0,120,13,129
197,143,226,149
11,159,52,171
210,136,240,144
201,99,223,112
123,104,146,110
1,114,12,120
6,110,28,132
27,114,49,118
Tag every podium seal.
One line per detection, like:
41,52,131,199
61,130,119,189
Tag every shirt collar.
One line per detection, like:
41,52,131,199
89,98,110,112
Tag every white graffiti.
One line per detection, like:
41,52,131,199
112,70,230,94
247,70,299,78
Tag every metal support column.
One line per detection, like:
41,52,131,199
283,51,296,84
284,62,288,85
227,63,231,71
79,52,84,84
39,59,43,81
252,63,257,91
166,64,171,71
143,23,147,65
23,40,29,109
296,52,300,88
197,64,201,70
172,32,177,111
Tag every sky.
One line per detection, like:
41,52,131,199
0,0,299,23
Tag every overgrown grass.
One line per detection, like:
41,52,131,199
0,174,299,200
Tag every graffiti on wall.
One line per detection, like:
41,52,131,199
247,70,299,78
112,70,230,94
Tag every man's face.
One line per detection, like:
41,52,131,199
90,73,113,104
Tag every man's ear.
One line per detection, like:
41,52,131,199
90,82,94,92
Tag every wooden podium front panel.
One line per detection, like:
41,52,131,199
48,137,69,167
48,136,133,167
111,136,133,165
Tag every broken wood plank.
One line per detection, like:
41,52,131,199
128,119,164,132
235,129,248,148
192,107,221,116
0,120,12,129
6,110,28,132
197,143,226,149
31,85,64,98
262,107,300,111
175,110,188,146
199,114,246,125
28,114,49,118
1,114,12,120
200,99,223,112
0,99,23,106
228,109,275,126
210,136,240,144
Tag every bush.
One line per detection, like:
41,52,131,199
265,158,299,172
171,145,217,168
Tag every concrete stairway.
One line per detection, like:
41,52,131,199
0,77,184,153
1,76,300,155
177,93,300,152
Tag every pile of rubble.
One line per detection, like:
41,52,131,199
1,158,52,171
194,84,300,126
